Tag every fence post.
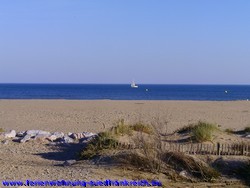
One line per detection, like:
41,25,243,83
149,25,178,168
227,144,229,155
208,144,211,154
188,144,191,154
233,144,236,155
217,143,220,156
241,144,244,155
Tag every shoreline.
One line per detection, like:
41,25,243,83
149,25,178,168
0,99,250,101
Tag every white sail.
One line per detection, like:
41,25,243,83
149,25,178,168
131,81,138,88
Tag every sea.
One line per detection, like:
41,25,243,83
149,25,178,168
0,84,250,101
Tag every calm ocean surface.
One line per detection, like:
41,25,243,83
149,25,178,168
0,84,250,101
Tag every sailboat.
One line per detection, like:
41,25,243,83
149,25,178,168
131,81,138,88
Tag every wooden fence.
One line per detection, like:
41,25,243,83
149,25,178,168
117,142,250,156
162,142,250,156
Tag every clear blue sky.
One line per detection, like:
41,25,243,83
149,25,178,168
0,0,249,84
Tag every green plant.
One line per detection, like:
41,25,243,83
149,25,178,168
79,131,119,160
0,128,4,132
130,123,154,134
79,119,221,182
111,120,154,136
110,121,164,173
225,128,234,134
244,127,250,133
191,121,218,142
111,119,133,136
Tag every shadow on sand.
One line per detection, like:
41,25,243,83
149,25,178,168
35,142,86,162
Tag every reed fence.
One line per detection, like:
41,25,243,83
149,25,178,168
162,142,250,156
117,142,250,156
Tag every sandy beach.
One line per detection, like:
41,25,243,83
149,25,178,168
0,100,250,133
1,100,250,187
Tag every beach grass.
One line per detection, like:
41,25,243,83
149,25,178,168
0,128,4,132
114,152,162,173
111,119,154,136
79,120,221,181
79,131,119,159
164,152,220,181
191,121,218,142
111,119,133,136
244,126,250,133
175,121,218,142
131,122,154,134
225,128,234,134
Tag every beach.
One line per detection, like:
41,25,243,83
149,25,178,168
1,0,249,186
0,100,250,133
1,100,250,187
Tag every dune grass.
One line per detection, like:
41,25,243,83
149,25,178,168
191,121,218,142
244,127,250,133
111,119,154,136
164,152,220,181
79,131,119,160
114,152,162,173
80,120,154,160
111,119,133,136
225,128,234,134
131,122,154,134
79,120,221,181
175,121,218,142
0,128,4,132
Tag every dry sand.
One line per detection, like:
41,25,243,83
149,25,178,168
0,100,250,133
0,100,250,188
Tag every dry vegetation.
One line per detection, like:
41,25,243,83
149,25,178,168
78,120,250,186
110,119,154,136
175,121,219,143
163,152,220,181
79,119,154,160
79,120,228,183
79,131,119,160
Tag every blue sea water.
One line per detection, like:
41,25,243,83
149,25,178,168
0,84,250,101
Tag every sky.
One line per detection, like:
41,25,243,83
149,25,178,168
0,0,249,84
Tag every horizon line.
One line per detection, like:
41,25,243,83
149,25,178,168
0,83,250,86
